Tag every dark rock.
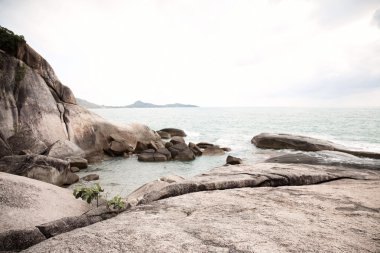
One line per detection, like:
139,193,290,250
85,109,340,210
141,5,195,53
134,141,148,154
0,134,12,158
138,152,168,162
156,148,172,160
226,155,242,165
159,128,187,137
147,140,165,151
168,143,195,161
0,227,46,252
203,147,225,156
222,147,232,152
189,142,202,156
252,133,380,159
70,167,80,173
197,142,216,149
109,141,128,155
157,131,171,139
68,157,88,169
170,136,186,145
47,140,85,159
144,149,156,154
65,172,79,185
0,155,76,186
165,142,173,149
82,174,99,181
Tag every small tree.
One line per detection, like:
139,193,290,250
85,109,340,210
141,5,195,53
73,183,104,207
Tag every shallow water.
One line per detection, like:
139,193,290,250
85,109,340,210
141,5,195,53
71,107,380,196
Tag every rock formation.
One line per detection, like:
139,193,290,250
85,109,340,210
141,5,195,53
20,163,380,252
0,32,160,162
252,133,380,159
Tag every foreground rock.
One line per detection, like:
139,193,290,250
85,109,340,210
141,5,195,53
252,133,380,159
0,172,90,250
23,164,380,252
0,155,78,186
0,31,159,162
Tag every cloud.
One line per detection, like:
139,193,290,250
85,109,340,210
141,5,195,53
0,0,379,107
373,9,380,28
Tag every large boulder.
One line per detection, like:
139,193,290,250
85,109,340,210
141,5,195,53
46,140,85,159
202,147,225,156
226,155,242,165
0,37,160,161
168,143,195,161
159,128,187,137
0,172,89,233
157,130,171,139
252,133,380,159
0,155,78,186
189,142,202,156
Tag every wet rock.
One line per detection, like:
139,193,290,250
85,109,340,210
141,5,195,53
189,142,202,156
156,148,172,160
159,128,187,137
226,155,242,165
168,143,195,161
68,157,88,169
165,142,174,149
202,147,225,156
138,151,168,162
157,131,171,139
134,141,148,154
222,147,232,152
170,136,186,145
197,142,216,149
82,174,99,181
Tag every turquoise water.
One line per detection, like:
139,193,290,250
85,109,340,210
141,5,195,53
72,107,380,196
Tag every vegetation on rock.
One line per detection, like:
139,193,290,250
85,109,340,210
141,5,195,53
107,195,126,209
0,26,26,56
73,183,104,207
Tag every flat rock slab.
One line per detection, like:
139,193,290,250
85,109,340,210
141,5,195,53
252,133,380,159
23,178,380,252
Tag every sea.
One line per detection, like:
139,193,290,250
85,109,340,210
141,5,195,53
70,107,380,197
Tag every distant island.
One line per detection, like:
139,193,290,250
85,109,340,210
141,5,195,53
76,98,198,109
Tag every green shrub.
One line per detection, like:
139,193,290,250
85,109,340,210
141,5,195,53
107,195,126,210
73,183,104,207
0,26,26,56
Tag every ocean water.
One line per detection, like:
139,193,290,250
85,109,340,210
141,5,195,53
72,107,380,196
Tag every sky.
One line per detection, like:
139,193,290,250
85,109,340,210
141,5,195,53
0,0,379,107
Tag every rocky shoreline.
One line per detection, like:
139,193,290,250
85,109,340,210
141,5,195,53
1,29,380,252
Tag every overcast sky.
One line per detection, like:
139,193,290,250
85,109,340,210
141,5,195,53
1,0,379,107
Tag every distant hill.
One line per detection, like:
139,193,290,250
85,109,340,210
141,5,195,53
76,98,102,109
76,99,198,109
125,100,198,108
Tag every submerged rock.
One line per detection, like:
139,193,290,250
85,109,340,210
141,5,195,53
202,146,225,156
81,174,99,181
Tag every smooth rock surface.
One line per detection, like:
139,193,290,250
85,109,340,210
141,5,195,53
226,155,242,165
202,146,225,156
252,133,380,159
47,140,85,159
81,174,99,181
0,172,89,233
23,170,380,252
